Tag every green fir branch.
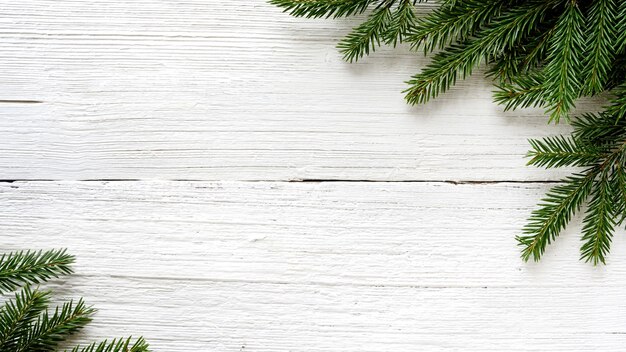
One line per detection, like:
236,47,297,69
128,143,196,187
580,169,617,264
0,249,150,352
607,82,626,122
407,0,509,54
518,27,556,72
0,287,51,351
614,154,626,225
405,1,553,105
338,4,393,62
571,112,626,145
606,56,626,89
16,299,96,352
493,72,546,111
487,48,525,83
542,1,585,122
65,337,150,352
0,249,74,294
518,170,598,262
383,0,417,46
526,135,604,169
487,26,555,83
616,0,626,54
269,0,375,19
521,131,626,263
581,0,617,95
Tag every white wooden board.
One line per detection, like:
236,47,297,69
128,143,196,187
0,0,593,181
2,181,626,351
1,1,621,351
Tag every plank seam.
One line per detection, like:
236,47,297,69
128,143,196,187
0,99,43,104
0,179,564,184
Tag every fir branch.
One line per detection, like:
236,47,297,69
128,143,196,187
526,135,604,169
407,0,509,54
338,4,393,62
607,82,626,122
0,250,150,351
487,48,525,83
616,0,626,54
405,0,554,105
522,132,626,263
518,170,597,262
493,72,546,111
571,112,626,145
542,1,585,123
270,0,375,19
383,0,417,47
0,249,74,294
581,0,617,96
0,287,51,351
518,27,556,72
65,337,150,352
16,299,96,352
614,153,626,225
487,26,555,83
606,56,626,89
580,169,617,265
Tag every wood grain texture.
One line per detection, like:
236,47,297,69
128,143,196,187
1,1,621,351
2,181,626,351
0,0,597,181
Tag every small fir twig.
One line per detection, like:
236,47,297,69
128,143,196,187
0,249,150,352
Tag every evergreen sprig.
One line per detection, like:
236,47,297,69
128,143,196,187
518,171,597,262
273,0,626,263
542,0,585,122
406,1,553,105
384,0,418,47
0,249,74,294
0,287,51,351
0,249,150,352
493,72,546,111
338,4,393,62
65,337,150,352
582,0,617,96
269,0,374,18
526,136,604,169
17,298,96,352
520,110,626,263
407,0,509,54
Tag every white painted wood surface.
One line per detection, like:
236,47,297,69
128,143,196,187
0,0,589,182
0,1,623,351
3,181,626,351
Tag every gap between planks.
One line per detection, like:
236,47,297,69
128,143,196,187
0,179,563,184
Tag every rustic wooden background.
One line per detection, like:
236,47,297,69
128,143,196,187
2,1,626,351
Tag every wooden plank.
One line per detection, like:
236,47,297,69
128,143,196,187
2,181,625,350
0,0,592,181
46,277,626,352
